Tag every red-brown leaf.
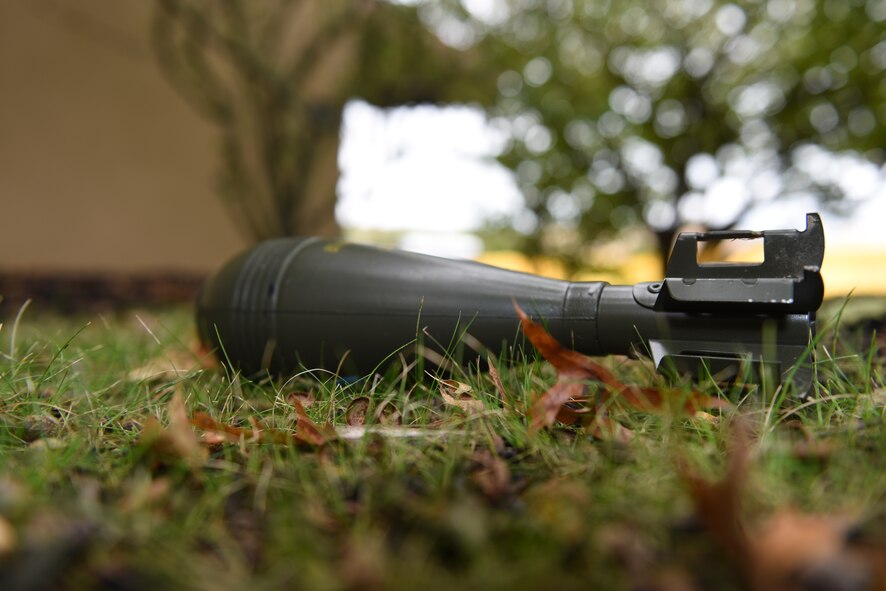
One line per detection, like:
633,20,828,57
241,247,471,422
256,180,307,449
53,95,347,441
514,301,730,432
530,381,587,433
514,302,622,388
190,412,248,443
190,412,292,445
289,397,336,447
616,385,732,415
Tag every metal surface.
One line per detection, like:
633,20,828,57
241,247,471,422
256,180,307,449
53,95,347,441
197,215,825,396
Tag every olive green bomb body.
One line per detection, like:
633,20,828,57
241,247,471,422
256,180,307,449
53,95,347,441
197,215,825,395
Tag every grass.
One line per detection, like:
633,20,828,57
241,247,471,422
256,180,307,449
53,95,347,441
0,303,884,590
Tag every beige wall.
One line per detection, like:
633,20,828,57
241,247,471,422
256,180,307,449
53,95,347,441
0,0,246,273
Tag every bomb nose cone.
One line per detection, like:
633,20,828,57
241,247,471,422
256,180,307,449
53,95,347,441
195,237,583,375
197,238,320,374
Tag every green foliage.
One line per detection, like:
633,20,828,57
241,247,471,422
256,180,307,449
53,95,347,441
448,0,886,263
152,1,885,265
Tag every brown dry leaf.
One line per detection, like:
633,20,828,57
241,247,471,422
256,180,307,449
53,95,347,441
289,397,337,447
434,376,485,414
616,385,732,415
287,391,316,408
190,412,249,444
139,390,208,471
693,411,720,424
486,356,509,404
514,302,729,433
190,413,292,446
200,431,230,448
345,397,370,426
531,380,591,433
514,302,622,387
553,401,596,427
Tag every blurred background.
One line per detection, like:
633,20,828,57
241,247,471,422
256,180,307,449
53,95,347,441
1,0,885,313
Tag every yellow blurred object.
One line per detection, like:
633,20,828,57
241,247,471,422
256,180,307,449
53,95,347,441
475,252,570,281
475,251,663,285
821,249,886,297
724,244,886,298
478,245,886,298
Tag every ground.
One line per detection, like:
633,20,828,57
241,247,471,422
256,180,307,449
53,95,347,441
0,303,884,590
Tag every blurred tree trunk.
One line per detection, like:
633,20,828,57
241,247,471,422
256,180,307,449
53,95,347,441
152,0,500,242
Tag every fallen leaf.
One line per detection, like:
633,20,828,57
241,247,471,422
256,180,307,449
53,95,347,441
200,431,230,448
514,302,729,433
514,302,621,387
693,411,720,425
287,391,316,408
530,379,590,433
190,413,292,446
486,356,509,404
616,385,732,415
139,390,207,471
190,412,249,444
375,401,401,426
432,376,485,414
19,415,62,442
289,397,337,447
345,397,370,426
